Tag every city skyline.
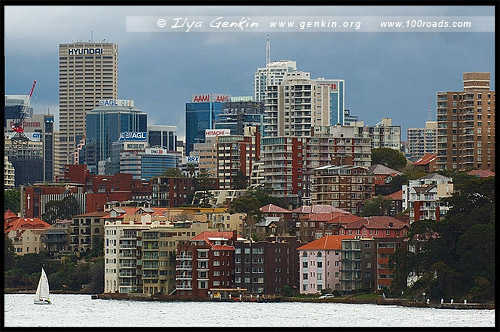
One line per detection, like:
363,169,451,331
5,5,495,140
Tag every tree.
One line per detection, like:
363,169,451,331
371,148,408,171
193,169,216,207
389,177,495,302
186,163,196,178
360,195,393,216
4,189,20,214
41,194,81,224
163,167,185,177
232,169,248,190
230,194,262,238
4,235,16,271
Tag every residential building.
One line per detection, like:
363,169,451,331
56,41,118,179
265,71,331,137
192,189,247,208
313,78,345,126
436,72,495,171
84,100,147,174
297,211,353,243
259,203,294,235
467,169,495,178
41,219,72,257
205,212,245,234
234,235,301,295
185,93,230,156
343,109,359,126
368,164,403,196
4,156,15,189
191,136,218,177
4,217,51,255
311,164,375,214
402,173,454,223
338,216,409,239
407,121,437,162
297,235,355,294
70,211,107,253
261,136,305,207
249,161,265,187
150,176,195,207
216,126,260,189
175,231,237,299
353,118,401,150
411,153,438,173
140,221,216,295
254,60,297,102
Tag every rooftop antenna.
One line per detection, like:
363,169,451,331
90,31,93,42
427,96,431,121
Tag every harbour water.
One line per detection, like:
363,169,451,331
3,294,495,328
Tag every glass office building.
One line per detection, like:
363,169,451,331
85,101,147,173
185,99,225,156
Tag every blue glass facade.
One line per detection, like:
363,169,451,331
86,106,147,172
185,102,224,156
141,154,178,180
330,81,345,126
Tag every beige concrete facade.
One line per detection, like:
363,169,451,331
55,42,118,179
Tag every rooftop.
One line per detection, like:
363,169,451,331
297,235,356,251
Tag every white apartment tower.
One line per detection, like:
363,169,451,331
265,71,331,137
55,41,118,179
254,60,297,102
407,121,437,162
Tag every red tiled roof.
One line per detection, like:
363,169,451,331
301,212,349,222
4,209,18,220
260,204,291,213
327,214,363,224
4,217,51,233
292,205,350,214
72,211,108,217
413,153,437,166
297,235,356,251
211,245,235,251
342,216,408,230
468,169,495,178
386,190,403,200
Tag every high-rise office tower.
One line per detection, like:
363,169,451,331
314,78,345,125
55,41,118,179
254,60,297,102
436,72,495,170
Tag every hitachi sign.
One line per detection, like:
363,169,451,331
191,94,231,103
68,48,103,55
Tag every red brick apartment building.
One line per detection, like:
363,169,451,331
176,231,237,299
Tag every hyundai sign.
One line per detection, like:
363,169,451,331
119,132,147,141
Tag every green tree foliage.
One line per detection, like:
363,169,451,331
4,189,20,214
245,183,283,208
186,163,196,178
41,194,81,224
4,235,16,271
371,148,408,171
230,194,262,237
163,167,185,177
389,177,495,302
232,169,248,190
360,195,393,216
192,169,216,207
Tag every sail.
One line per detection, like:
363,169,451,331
34,268,50,303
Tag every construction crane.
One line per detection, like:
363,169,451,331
10,80,36,149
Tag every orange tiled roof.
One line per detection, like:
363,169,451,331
260,204,291,213
292,205,350,214
297,235,356,251
327,214,363,224
4,217,51,233
468,169,495,178
343,216,408,230
72,211,109,217
4,209,18,220
386,190,403,200
413,153,437,166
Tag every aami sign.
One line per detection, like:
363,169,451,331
191,94,231,103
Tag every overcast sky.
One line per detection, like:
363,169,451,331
4,5,495,140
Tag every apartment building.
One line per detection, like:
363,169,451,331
216,126,260,189
70,211,107,253
297,235,355,294
4,156,15,189
234,235,301,295
254,60,297,102
407,121,437,162
352,118,401,151
436,72,495,171
176,231,238,299
150,176,195,207
311,165,375,214
402,173,454,223
4,217,51,255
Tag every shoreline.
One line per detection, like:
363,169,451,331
5,290,494,310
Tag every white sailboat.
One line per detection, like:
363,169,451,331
34,267,51,305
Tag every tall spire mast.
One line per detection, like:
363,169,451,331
266,34,270,88
427,96,431,121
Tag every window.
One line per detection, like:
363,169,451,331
303,262,308,268
303,273,308,280
213,261,220,266
317,262,322,268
